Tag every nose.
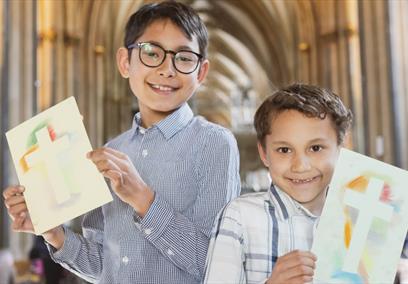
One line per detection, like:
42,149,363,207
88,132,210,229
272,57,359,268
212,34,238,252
291,153,311,173
157,54,176,78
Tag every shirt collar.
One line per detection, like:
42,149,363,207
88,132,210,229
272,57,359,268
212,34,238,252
268,184,320,220
132,103,194,140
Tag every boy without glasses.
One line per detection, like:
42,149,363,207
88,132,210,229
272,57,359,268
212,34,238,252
3,2,240,283
204,83,352,284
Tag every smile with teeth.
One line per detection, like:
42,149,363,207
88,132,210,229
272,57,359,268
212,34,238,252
150,83,177,92
289,176,318,184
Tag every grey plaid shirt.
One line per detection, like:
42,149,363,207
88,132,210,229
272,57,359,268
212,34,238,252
204,185,319,284
48,103,241,284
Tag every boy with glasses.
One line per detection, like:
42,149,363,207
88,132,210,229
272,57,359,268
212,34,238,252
204,83,352,284
3,1,240,283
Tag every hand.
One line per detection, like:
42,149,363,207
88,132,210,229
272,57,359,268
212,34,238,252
3,185,65,248
3,185,34,233
266,250,316,284
87,147,155,217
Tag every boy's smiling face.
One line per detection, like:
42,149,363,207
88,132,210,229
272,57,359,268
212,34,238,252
117,19,209,127
258,109,341,215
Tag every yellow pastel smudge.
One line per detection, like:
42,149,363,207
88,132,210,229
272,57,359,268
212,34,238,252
19,145,39,173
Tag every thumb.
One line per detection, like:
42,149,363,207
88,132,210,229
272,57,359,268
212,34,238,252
12,215,26,232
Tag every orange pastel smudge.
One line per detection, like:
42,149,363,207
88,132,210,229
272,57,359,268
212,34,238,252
346,176,368,193
344,218,352,248
20,145,39,173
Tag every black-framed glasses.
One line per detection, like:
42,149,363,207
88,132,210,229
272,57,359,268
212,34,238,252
127,42,203,74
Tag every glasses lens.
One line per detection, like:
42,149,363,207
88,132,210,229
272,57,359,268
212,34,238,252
174,51,200,73
139,43,164,67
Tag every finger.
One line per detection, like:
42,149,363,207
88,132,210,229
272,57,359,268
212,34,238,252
3,185,25,199
4,195,26,209
8,203,29,218
286,250,316,259
102,170,123,187
93,159,122,174
99,147,129,160
11,213,28,232
285,264,314,280
280,250,316,265
87,147,128,161
275,252,316,274
288,275,313,284
87,148,129,171
12,214,33,233
281,257,315,273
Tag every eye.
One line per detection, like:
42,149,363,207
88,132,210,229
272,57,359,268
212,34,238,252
310,145,323,152
144,51,160,59
277,147,291,153
175,53,195,63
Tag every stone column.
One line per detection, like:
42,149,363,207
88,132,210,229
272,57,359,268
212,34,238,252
0,0,10,250
1,0,37,257
315,0,364,153
358,0,395,163
388,0,408,169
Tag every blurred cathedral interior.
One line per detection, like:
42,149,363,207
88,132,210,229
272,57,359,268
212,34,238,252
1,0,407,283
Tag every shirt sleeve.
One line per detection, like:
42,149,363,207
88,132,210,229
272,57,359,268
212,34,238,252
47,207,104,283
204,201,247,284
136,128,241,281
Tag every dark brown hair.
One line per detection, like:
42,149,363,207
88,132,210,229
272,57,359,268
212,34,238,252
254,83,353,147
124,1,208,58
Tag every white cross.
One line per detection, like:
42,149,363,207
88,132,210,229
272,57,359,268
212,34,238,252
24,127,72,204
342,177,393,273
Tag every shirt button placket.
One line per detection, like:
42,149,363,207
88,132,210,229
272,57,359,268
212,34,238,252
122,256,129,265
142,149,148,157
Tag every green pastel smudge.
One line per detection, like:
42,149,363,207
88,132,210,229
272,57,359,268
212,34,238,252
26,121,50,148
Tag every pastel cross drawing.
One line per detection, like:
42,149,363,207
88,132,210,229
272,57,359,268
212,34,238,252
342,177,394,273
23,127,72,204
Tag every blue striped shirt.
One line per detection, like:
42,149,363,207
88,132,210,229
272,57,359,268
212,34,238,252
204,185,318,284
48,103,241,283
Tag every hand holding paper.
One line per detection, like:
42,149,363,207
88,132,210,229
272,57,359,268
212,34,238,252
87,147,155,217
3,185,34,233
265,250,316,284
5,97,113,234
3,185,66,248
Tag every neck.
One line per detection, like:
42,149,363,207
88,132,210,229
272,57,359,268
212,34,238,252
139,108,175,128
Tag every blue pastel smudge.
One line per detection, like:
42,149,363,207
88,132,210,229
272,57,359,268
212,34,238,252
331,270,364,284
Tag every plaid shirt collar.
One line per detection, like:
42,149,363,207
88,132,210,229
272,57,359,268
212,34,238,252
268,184,320,220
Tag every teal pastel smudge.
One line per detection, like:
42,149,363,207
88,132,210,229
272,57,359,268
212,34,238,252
331,270,364,284
391,202,401,213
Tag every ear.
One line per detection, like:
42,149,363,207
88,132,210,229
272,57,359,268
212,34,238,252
197,59,209,83
116,47,131,78
257,142,269,168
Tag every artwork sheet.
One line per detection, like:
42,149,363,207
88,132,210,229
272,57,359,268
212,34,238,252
6,97,112,234
311,148,408,284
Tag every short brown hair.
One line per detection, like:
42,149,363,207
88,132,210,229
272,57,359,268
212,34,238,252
254,83,353,148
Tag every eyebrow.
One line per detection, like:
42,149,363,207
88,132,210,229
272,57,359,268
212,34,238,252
144,41,195,52
270,138,329,145
308,138,330,144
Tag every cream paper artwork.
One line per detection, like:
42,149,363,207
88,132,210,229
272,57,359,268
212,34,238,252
6,97,112,234
312,148,408,284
